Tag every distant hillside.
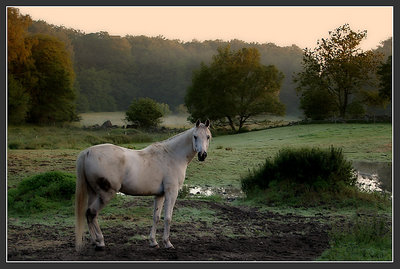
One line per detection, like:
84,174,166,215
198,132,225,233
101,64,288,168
27,20,391,117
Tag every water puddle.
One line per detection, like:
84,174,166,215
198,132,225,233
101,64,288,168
353,161,392,193
188,186,244,199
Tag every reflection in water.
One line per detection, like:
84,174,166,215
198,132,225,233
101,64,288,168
355,172,384,192
189,187,214,196
189,186,244,199
353,161,392,193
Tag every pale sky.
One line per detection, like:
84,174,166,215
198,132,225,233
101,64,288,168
16,6,393,50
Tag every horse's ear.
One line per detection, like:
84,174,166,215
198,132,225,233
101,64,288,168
195,119,200,127
205,119,210,128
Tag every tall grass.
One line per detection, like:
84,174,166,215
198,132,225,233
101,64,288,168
318,215,392,261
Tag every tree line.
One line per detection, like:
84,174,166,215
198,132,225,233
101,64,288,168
16,9,305,116
8,8,392,125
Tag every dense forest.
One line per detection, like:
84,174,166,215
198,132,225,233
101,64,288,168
10,8,392,122
26,19,307,115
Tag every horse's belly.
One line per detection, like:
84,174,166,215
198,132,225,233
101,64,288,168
120,172,164,196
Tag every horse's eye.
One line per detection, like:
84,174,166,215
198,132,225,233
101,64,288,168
207,135,210,140
194,136,197,140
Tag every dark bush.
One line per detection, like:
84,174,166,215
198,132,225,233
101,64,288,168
241,146,356,195
8,171,76,214
8,142,20,149
125,98,164,128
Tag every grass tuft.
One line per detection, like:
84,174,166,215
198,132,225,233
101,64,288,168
8,171,76,215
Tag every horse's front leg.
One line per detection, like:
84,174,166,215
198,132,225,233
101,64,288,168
162,187,179,249
149,194,165,248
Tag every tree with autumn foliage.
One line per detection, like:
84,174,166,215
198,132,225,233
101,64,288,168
7,7,35,124
7,7,77,124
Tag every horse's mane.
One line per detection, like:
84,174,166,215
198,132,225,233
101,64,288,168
145,123,208,152
161,128,194,143
145,128,193,151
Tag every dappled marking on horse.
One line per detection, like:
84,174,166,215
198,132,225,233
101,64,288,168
75,120,211,251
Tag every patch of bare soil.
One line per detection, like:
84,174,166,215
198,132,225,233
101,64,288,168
7,200,330,261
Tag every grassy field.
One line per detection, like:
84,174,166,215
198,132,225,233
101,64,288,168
185,123,391,189
76,112,301,130
8,123,392,190
7,122,392,261
77,112,193,129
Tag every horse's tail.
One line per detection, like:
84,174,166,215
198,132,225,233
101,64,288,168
75,150,88,252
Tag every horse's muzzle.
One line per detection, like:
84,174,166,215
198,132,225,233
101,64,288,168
198,152,207,162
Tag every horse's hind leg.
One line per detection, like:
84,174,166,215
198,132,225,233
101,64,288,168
86,189,116,250
149,195,165,248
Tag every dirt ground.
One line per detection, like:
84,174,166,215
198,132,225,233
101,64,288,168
7,149,332,261
7,199,331,262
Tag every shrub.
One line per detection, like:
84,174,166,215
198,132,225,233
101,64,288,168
347,101,366,119
8,142,20,149
241,146,357,206
8,171,76,214
125,98,164,128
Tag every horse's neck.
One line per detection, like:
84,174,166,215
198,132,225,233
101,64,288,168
162,128,196,164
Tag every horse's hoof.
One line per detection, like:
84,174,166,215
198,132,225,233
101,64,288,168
150,244,159,248
165,243,175,249
95,245,105,251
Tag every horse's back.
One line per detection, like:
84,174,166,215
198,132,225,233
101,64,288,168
79,143,165,196
81,144,128,190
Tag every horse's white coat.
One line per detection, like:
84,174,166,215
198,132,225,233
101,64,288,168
75,120,211,251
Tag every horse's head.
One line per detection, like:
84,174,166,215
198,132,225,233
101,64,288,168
193,119,212,162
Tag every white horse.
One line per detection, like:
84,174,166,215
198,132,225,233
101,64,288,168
75,120,211,251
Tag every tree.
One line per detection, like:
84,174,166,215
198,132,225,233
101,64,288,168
8,8,78,124
298,86,336,120
360,90,385,120
294,24,383,119
377,55,392,102
76,68,116,112
7,7,34,73
125,98,164,128
185,45,285,132
27,34,77,123
7,8,35,124
8,74,31,124
294,52,337,120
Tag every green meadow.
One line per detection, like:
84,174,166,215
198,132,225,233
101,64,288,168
7,118,392,261
8,123,391,189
